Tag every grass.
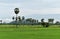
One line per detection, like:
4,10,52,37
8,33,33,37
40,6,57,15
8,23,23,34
0,25,60,39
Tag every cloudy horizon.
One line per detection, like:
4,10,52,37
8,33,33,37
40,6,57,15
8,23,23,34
0,0,60,23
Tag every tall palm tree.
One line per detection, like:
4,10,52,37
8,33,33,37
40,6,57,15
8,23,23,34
48,18,54,24
41,18,44,23
55,21,60,24
41,18,45,27
22,16,25,20
0,20,2,24
26,18,32,24
18,16,21,21
12,16,14,20
31,19,35,25
36,20,38,23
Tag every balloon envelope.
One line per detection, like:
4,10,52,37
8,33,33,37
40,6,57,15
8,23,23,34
14,8,19,14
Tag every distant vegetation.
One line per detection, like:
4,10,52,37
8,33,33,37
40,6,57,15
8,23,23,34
0,16,59,27
0,15,59,28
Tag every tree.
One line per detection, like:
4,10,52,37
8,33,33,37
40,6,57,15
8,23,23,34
36,20,38,23
26,18,32,24
18,16,21,21
45,22,49,27
31,19,35,25
55,21,60,24
26,18,37,25
0,20,2,24
22,16,25,20
41,18,44,23
41,18,45,27
12,16,14,20
41,18,49,27
21,16,25,25
26,18,32,22
48,19,54,24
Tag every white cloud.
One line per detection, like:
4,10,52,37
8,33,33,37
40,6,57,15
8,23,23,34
0,0,60,22
0,2,21,7
20,8,60,16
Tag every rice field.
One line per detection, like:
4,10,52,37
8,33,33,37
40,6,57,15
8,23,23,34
0,25,60,39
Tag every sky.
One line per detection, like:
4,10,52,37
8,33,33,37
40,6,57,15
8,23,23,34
0,0,60,23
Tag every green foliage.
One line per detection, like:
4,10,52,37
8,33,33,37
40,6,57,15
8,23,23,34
41,22,49,27
48,18,54,24
22,16,25,20
41,18,49,27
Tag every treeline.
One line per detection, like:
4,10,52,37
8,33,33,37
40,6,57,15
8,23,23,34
0,16,60,25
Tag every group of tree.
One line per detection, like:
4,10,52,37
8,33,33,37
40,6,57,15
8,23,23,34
12,16,25,21
26,18,38,25
55,21,60,25
41,18,54,27
11,16,39,25
10,16,59,27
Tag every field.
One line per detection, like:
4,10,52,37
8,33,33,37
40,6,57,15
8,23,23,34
0,25,60,39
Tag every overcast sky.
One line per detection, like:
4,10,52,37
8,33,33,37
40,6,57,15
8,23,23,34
0,0,60,22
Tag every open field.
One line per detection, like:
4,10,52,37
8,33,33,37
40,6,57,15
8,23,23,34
0,25,60,39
